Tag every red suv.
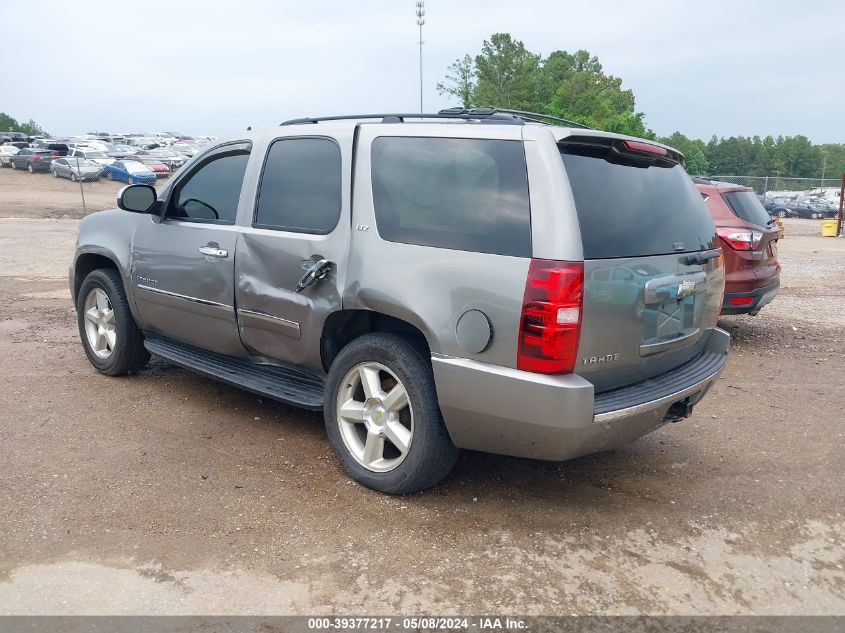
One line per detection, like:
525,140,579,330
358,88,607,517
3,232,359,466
694,178,780,315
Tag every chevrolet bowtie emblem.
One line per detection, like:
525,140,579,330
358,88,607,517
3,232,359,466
677,279,696,298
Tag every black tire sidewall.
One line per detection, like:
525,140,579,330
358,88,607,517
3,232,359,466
76,269,148,376
324,333,458,494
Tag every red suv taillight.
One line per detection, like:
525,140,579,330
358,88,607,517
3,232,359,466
717,227,762,251
517,259,583,374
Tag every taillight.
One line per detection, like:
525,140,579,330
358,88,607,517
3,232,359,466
621,139,668,156
518,259,583,374
32,156,41,161
717,227,762,251
52,151,59,157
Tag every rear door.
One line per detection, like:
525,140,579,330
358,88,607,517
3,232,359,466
559,137,724,392
233,130,352,372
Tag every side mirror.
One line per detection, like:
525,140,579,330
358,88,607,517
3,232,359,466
117,184,157,213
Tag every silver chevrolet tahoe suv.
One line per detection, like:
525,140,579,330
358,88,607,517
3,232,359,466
70,109,729,494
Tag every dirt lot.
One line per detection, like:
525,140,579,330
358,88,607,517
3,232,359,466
0,169,843,615
0,168,128,219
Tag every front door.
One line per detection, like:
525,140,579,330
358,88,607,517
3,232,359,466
131,142,252,356
234,132,352,372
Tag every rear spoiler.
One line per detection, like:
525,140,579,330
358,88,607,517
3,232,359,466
560,135,684,167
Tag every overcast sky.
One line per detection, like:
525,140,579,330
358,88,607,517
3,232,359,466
4,0,844,142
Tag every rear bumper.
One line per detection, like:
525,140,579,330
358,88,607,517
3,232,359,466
432,328,730,461
721,281,780,315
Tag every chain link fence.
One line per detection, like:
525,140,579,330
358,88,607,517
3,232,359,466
0,137,200,217
697,174,843,200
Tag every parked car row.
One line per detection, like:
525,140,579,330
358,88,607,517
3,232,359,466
1,129,216,183
767,197,839,219
2,146,162,183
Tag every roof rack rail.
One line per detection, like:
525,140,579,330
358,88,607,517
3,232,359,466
280,109,525,126
490,108,593,129
280,107,593,128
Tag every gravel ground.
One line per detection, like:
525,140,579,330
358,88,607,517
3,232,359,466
0,170,843,615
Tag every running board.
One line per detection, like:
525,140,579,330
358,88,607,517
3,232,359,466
144,337,325,410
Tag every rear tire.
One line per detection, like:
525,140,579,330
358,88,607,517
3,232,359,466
27,164,33,173
76,269,149,376
324,333,459,494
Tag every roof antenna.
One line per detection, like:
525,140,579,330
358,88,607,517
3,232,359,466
247,126,251,131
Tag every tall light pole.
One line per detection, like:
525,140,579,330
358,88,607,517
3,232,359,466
821,151,827,187
415,1,425,113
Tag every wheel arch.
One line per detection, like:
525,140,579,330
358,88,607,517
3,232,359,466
320,309,432,372
73,249,127,305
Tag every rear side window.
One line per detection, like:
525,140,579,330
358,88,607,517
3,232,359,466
254,137,342,233
560,142,715,259
371,137,531,257
722,191,773,227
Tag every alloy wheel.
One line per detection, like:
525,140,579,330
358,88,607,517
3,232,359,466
83,287,116,359
336,361,413,472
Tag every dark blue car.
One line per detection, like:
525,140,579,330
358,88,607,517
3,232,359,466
103,160,157,184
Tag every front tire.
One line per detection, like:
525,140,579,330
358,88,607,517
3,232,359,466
70,173,77,182
324,333,459,494
76,269,149,376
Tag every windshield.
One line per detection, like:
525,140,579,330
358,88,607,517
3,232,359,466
722,191,774,227
560,141,716,259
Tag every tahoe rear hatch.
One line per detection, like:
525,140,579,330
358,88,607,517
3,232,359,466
560,136,723,392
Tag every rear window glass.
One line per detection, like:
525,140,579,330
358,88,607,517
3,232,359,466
722,191,773,227
560,143,716,259
371,137,531,257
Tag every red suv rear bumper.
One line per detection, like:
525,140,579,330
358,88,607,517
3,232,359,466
721,280,780,315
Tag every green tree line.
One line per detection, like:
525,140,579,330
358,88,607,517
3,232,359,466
438,33,845,180
0,112,48,137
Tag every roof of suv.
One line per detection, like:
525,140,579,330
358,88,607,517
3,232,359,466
222,108,684,162
692,176,752,193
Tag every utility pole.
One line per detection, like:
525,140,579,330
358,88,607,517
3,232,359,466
821,151,827,187
415,1,425,113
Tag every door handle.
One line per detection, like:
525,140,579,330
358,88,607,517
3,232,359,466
296,259,332,293
198,242,228,258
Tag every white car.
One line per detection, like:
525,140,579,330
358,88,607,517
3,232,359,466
68,148,116,168
0,145,20,167
148,132,178,145
169,143,200,157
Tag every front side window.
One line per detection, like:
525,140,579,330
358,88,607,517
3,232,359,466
168,149,250,224
370,137,531,257
254,137,342,233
